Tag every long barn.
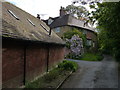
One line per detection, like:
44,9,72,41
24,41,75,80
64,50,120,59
1,1,65,88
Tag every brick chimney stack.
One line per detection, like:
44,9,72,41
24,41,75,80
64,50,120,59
60,6,66,16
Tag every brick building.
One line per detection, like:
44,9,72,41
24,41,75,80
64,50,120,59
43,7,98,52
1,2,65,88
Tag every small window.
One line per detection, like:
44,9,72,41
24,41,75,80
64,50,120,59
93,42,95,47
55,27,60,33
40,24,49,32
27,19,35,26
87,39,92,46
8,10,19,20
83,30,87,35
48,19,53,25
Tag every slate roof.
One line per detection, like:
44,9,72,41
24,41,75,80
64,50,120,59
1,1,65,45
49,14,95,32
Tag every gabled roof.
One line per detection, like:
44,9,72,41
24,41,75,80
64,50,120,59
49,14,95,32
1,2,65,45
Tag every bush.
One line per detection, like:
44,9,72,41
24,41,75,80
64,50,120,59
58,60,78,72
81,53,103,61
43,68,60,82
66,53,81,60
25,60,78,88
63,29,83,39
63,29,87,47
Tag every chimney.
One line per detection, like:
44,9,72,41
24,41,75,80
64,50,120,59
37,14,40,19
60,6,66,16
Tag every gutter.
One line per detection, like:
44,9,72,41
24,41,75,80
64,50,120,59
2,36,66,46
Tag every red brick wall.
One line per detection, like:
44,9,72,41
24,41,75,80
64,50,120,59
26,44,48,81
2,40,65,88
26,44,65,81
49,45,65,68
2,41,24,88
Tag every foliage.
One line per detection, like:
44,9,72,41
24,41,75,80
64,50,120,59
66,53,82,60
70,35,84,55
73,0,120,61
63,29,83,39
25,68,61,88
25,60,78,88
80,53,103,61
43,68,60,82
65,4,89,19
66,52,103,61
63,29,87,47
64,35,84,58
58,60,78,72
91,2,120,61
63,29,87,59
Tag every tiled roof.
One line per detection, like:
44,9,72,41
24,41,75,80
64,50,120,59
49,14,95,32
1,2,65,45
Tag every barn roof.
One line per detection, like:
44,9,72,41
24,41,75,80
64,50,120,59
49,14,95,32
1,1,65,45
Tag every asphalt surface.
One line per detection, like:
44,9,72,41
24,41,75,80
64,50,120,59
61,55,118,88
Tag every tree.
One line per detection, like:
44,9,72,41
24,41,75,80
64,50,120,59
72,0,120,61
65,5,89,19
97,2,120,61
91,2,120,61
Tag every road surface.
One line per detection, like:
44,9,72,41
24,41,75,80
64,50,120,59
61,55,118,88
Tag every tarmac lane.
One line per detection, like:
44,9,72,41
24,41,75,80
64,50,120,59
61,55,118,88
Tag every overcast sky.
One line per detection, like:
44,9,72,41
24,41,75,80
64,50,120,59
5,0,73,19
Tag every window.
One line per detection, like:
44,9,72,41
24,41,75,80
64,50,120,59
27,19,35,26
87,39,92,46
83,30,87,35
93,42,95,47
8,10,19,20
48,19,53,25
55,27,60,33
40,24,49,32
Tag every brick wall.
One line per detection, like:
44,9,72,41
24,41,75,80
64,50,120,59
26,44,48,82
49,45,65,68
2,40,24,88
2,39,65,88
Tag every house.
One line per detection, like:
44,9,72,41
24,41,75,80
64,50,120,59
43,7,98,52
1,1,65,88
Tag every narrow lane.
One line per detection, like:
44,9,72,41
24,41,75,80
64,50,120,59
61,55,118,88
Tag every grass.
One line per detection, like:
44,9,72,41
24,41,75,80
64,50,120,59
25,60,78,88
80,53,104,61
25,68,68,88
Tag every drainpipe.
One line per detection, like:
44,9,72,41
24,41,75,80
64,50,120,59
49,28,52,36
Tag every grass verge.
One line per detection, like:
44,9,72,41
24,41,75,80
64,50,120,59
80,53,104,61
25,60,78,88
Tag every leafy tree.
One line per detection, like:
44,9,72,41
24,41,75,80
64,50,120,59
63,29,87,48
94,2,120,61
72,0,120,61
65,5,89,19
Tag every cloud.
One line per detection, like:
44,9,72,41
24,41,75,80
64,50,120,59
5,0,72,19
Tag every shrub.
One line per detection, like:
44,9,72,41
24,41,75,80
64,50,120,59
81,53,103,61
43,68,60,82
63,29,83,39
66,53,82,60
58,60,78,72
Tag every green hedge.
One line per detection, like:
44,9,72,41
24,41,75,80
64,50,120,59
58,60,78,72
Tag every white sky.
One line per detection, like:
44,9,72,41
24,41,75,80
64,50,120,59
5,0,73,19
